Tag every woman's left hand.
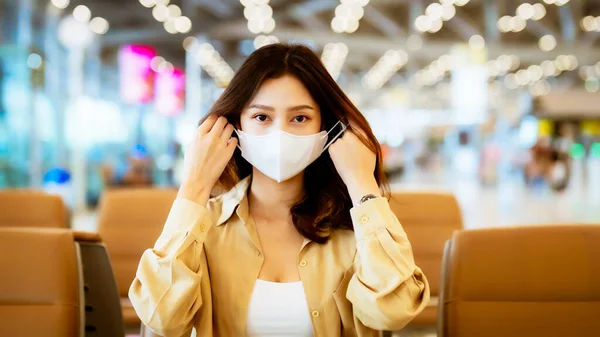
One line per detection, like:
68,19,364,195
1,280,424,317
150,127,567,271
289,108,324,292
328,131,381,205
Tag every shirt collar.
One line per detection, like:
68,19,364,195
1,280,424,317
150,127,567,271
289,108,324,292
215,175,251,226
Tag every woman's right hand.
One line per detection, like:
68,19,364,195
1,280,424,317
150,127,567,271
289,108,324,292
177,115,238,206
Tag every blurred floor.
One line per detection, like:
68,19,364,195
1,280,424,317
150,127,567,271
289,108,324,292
392,168,600,229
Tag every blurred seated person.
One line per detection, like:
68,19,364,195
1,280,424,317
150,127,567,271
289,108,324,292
101,146,154,188
524,139,570,191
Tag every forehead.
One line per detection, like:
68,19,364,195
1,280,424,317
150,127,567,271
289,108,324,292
249,74,318,108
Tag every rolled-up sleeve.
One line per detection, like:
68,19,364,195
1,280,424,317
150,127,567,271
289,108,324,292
129,198,212,337
346,197,430,331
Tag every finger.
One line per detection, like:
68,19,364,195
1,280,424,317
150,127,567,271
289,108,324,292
209,116,229,136
198,115,218,134
220,123,234,142
226,137,238,154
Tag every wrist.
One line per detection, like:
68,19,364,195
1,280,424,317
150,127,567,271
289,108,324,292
178,183,212,206
346,176,381,206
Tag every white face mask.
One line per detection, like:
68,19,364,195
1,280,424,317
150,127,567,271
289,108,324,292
236,121,346,183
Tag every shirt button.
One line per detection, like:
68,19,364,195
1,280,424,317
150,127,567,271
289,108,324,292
360,216,370,224
311,310,320,318
299,260,307,267
200,225,206,232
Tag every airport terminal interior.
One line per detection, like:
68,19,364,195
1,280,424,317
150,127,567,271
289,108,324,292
0,0,599,336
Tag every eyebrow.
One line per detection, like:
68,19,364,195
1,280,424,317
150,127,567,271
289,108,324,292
247,104,315,112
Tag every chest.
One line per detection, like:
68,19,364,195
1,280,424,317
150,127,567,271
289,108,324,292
255,220,305,282
203,220,356,334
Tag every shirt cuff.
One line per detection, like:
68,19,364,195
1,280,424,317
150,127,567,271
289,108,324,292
350,197,397,242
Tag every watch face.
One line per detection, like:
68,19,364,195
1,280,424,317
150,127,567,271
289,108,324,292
360,194,378,203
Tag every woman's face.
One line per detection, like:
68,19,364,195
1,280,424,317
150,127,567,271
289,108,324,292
240,74,322,136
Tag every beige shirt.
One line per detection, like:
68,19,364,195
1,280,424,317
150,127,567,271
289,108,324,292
129,177,430,337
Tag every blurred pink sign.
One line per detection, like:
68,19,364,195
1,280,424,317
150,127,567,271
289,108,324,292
119,45,156,104
155,67,186,116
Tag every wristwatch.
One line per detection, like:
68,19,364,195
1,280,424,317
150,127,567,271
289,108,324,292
359,194,380,204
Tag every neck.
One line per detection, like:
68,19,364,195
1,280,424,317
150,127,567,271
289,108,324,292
248,169,305,222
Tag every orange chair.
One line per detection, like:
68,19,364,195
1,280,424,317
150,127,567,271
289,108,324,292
388,191,463,327
97,188,177,328
0,227,82,336
0,189,68,228
438,225,600,337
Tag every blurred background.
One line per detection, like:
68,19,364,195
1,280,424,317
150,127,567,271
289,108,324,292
0,0,599,229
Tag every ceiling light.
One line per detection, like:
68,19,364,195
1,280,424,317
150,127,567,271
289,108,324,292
89,17,109,35
248,19,264,34
73,5,91,23
150,56,165,72
498,16,513,32
580,16,597,32
428,18,443,33
504,73,518,89
152,5,169,22
509,55,520,70
454,0,470,6
164,19,178,34
345,18,359,33
51,0,70,9
531,3,546,20
541,60,557,77
244,5,260,20
555,0,569,6
516,3,534,20
175,16,192,33
530,80,551,96
543,0,556,3
469,34,485,50
516,69,531,86
336,3,364,20
183,36,198,51
167,4,182,18
511,16,527,32
585,78,600,93
426,3,444,21
258,4,274,19
539,34,556,51
263,17,276,34
441,4,456,21
157,61,174,74
154,0,170,5
331,17,348,33
565,55,578,70
415,15,432,32
528,65,544,82
139,0,155,8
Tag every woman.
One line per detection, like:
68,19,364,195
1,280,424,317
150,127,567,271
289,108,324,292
129,44,429,337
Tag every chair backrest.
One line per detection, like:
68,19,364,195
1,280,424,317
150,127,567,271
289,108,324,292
74,231,125,337
0,227,82,336
438,225,600,337
0,189,69,228
389,191,463,296
97,188,177,296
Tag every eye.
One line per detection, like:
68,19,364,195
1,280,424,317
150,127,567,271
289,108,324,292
293,115,309,123
253,114,269,122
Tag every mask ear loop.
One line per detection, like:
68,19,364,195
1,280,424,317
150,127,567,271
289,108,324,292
234,129,243,151
322,120,348,152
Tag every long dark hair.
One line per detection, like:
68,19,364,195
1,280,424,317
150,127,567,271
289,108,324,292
203,43,389,243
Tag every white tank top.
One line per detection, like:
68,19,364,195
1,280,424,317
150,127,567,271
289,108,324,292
246,279,314,337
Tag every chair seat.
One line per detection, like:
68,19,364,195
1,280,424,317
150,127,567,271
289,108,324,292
120,297,141,326
409,304,438,326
